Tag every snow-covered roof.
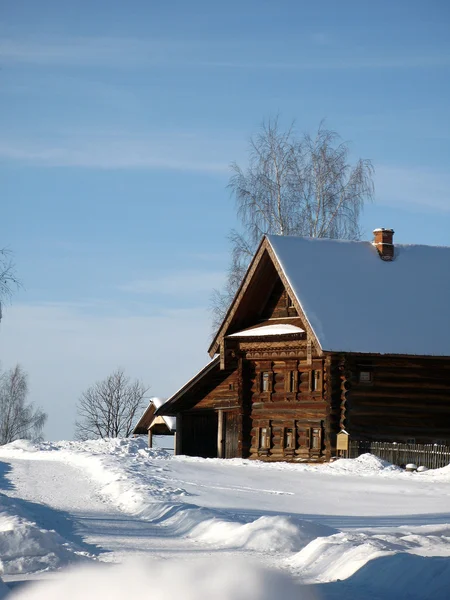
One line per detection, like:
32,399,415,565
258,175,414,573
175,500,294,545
228,323,305,337
133,397,176,433
161,415,176,431
267,235,450,356
148,398,176,431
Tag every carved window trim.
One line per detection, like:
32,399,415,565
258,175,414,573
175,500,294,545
309,369,322,393
260,371,272,392
307,424,323,452
285,370,298,393
283,425,296,453
258,424,272,455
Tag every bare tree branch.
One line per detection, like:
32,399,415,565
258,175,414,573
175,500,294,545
211,118,374,330
0,248,21,320
0,364,47,444
75,368,148,440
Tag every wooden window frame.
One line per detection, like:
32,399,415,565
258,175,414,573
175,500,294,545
307,425,322,453
309,369,322,393
285,370,298,393
260,371,273,393
258,425,272,454
284,427,296,450
358,370,373,385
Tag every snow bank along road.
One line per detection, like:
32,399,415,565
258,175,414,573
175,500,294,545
0,439,449,599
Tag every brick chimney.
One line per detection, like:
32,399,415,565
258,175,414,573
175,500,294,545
373,228,394,261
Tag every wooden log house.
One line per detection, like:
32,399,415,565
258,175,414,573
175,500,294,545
149,229,450,462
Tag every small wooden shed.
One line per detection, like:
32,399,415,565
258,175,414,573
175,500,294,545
133,397,176,449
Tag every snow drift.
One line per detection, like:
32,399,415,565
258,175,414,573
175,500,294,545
10,558,316,600
189,515,336,553
287,525,450,597
2,437,450,598
0,494,92,575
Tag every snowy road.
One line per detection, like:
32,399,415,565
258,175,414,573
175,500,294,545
0,439,449,599
0,457,255,568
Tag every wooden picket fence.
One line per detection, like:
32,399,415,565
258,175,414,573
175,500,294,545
348,440,450,470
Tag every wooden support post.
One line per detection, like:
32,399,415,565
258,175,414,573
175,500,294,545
217,410,224,458
237,356,244,458
175,415,182,455
147,428,153,449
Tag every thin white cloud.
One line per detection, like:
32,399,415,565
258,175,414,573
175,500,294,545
0,134,231,172
0,37,187,68
375,165,450,213
120,270,226,296
1,36,449,70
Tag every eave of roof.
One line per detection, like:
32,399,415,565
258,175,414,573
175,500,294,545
155,356,220,416
132,402,156,435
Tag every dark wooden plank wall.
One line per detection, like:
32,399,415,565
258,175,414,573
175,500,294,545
191,368,240,411
260,279,298,320
334,355,450,445
181,411,218,458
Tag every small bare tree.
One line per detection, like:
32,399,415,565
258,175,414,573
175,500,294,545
211,118,374,329
75,368,148,440
0,248,20,320
0,365,47,444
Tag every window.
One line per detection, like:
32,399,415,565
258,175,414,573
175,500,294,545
288,370,296,392
311,428,321,449
228,383,234,391
310,427,322,450
285,428,295,449
287,295,294,308
259,427,271,449
261,371,270,392
310,370,321,392
406,438,415,444
359,371,373,384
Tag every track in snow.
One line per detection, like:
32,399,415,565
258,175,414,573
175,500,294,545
0,456,281,588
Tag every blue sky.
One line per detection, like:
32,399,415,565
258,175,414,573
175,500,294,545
1,0,450,439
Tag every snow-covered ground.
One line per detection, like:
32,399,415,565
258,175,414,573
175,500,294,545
0,438,449,599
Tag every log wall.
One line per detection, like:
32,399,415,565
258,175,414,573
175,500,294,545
334,355,450,445
179,337,328,461
192,368,240,410
238,335,328,461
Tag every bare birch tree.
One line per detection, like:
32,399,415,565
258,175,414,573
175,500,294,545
75,368,148,440
0,365,47,444
211,118,374,329
0,248,20,320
